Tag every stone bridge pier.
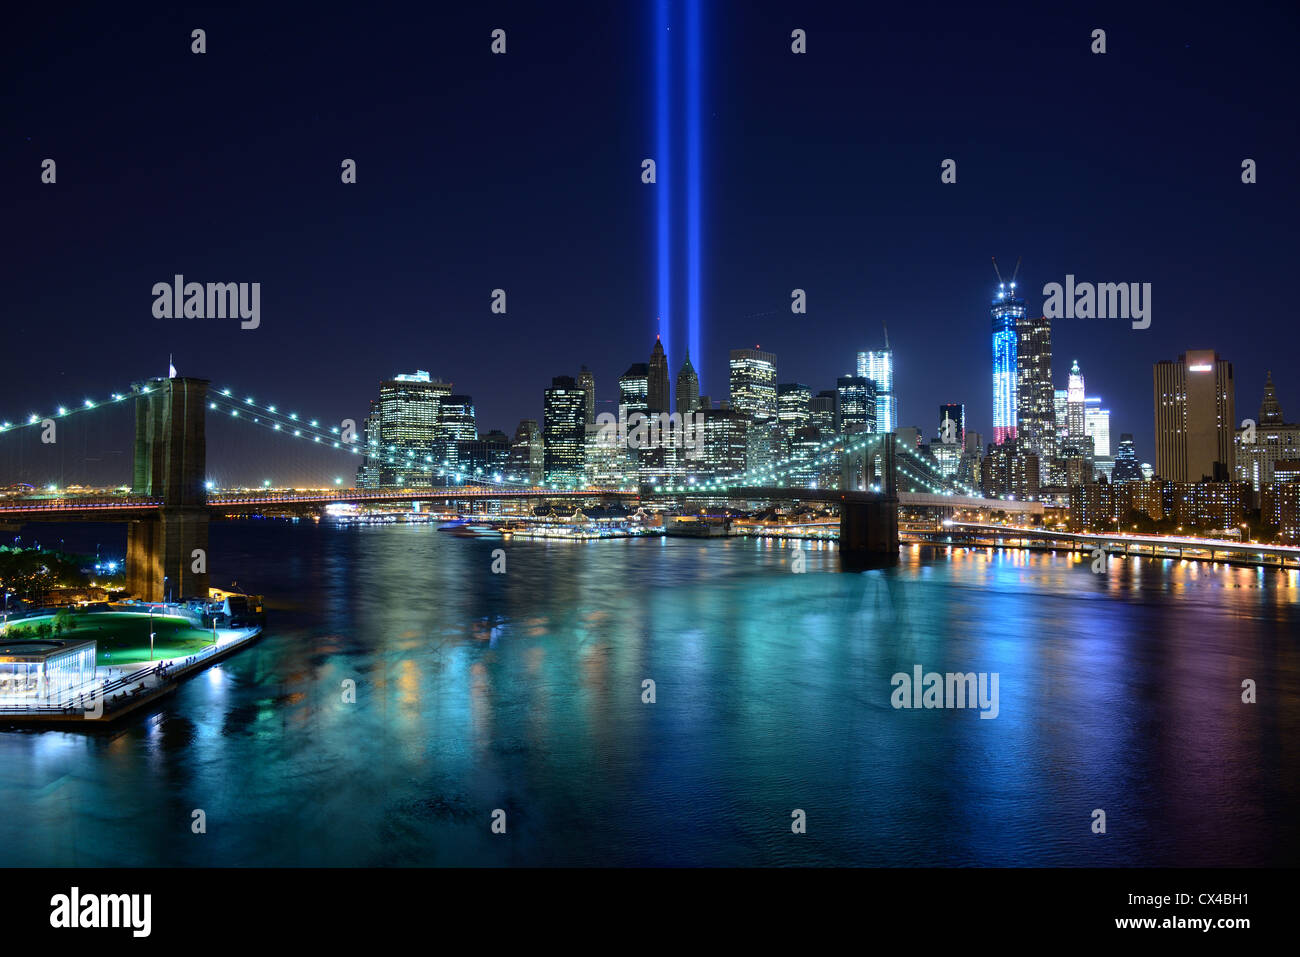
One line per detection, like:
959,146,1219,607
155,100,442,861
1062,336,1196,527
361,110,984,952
838,494,899,569
126,377,210,601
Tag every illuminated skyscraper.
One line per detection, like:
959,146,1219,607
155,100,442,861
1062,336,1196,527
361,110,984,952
990,283,1024,444
938,403,965,446
836,376,876,433
1154,350,1236,482
368,370,452,489
729,349,778,422
648,337,671,414
543,376,587,485
619,363,650,421
1084,401,1111,457
811,391,837,436
778,382,812,442
1067,360,1086,439
1016,313,1055,482
577,366,596,424
856,349,895,433
675,350,700,415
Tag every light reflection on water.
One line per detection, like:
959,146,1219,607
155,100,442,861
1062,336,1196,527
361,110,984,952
0,521,1296,866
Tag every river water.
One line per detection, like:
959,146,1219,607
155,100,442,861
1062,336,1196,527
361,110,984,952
2,520,1297,866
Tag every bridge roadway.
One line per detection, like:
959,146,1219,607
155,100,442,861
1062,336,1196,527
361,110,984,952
0,486,1034,519
908,521,1300,567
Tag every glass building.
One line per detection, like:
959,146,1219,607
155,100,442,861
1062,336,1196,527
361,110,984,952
939,403,965,446
856,350,895,433
836,376,877,433
543,376,587,486
991,283,1024,444
728,349,778,422
0,637,97,703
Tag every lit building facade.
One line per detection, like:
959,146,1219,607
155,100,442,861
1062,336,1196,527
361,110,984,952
857,349,895,433
1154,350,1236,482
990,283,1024,444
543,376,587,485
1016,313,1055,480
836,376,876,433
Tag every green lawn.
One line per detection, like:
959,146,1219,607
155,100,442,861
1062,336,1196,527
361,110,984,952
6,612,216,667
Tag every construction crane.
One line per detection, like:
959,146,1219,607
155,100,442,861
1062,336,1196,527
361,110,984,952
991,255,1023,285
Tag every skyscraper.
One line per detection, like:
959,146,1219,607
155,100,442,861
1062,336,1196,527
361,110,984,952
648,336,671,414
367,370,452,488
543,376,587,485
728,349,778,422
1067,360,1086,440
577,366,596,424
777,383,812,435
618,363,650,421
1084,402,1111,457
1112,433,1142,483
675,349,700,415
810,391,836,436
836,376,876,433
508,419,544,484
938,403,965,446
1235,370,1300,489
1016,313,1055,481
857,349,895,433
1154,350,1236,482
991,282,1024,444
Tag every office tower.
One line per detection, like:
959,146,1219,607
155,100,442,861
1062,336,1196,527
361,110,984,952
371,370,452,488
1054,389,1069,439
577,366,596,424
778,383,812,437
991,282,1024,444
938,403,965,446
1016,313,1055,481
1112,434,1143,482
543,376,587,485
696,394,712,411
980,441,1040,499
836,376,876,433
811,391,837,435
690,408,748,482
434,394,477,471
585,422,634,487
648,336,671,413
508,419,544,485
1236,371,1300,490
857,349,896,433
619,363,650,420
1154,350,1236,482
787,426,826,488
1084,402,1111,457
1067,360,1086,439
356,398,382,489
729,349,778,421
456,430,510,480
676,350,700,415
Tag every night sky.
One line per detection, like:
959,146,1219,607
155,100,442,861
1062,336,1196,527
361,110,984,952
4,1,1298,486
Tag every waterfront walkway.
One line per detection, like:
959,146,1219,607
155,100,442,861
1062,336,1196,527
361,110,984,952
0,624,263,724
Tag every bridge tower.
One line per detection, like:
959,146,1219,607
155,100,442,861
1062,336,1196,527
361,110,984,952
126,377,210,601
838,432,899,568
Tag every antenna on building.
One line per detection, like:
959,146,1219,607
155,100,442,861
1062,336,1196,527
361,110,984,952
882,321,890,351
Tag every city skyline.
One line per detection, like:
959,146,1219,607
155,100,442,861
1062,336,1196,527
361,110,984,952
6,2,1297,485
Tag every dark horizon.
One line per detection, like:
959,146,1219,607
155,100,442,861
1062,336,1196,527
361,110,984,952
4,1,1298,485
